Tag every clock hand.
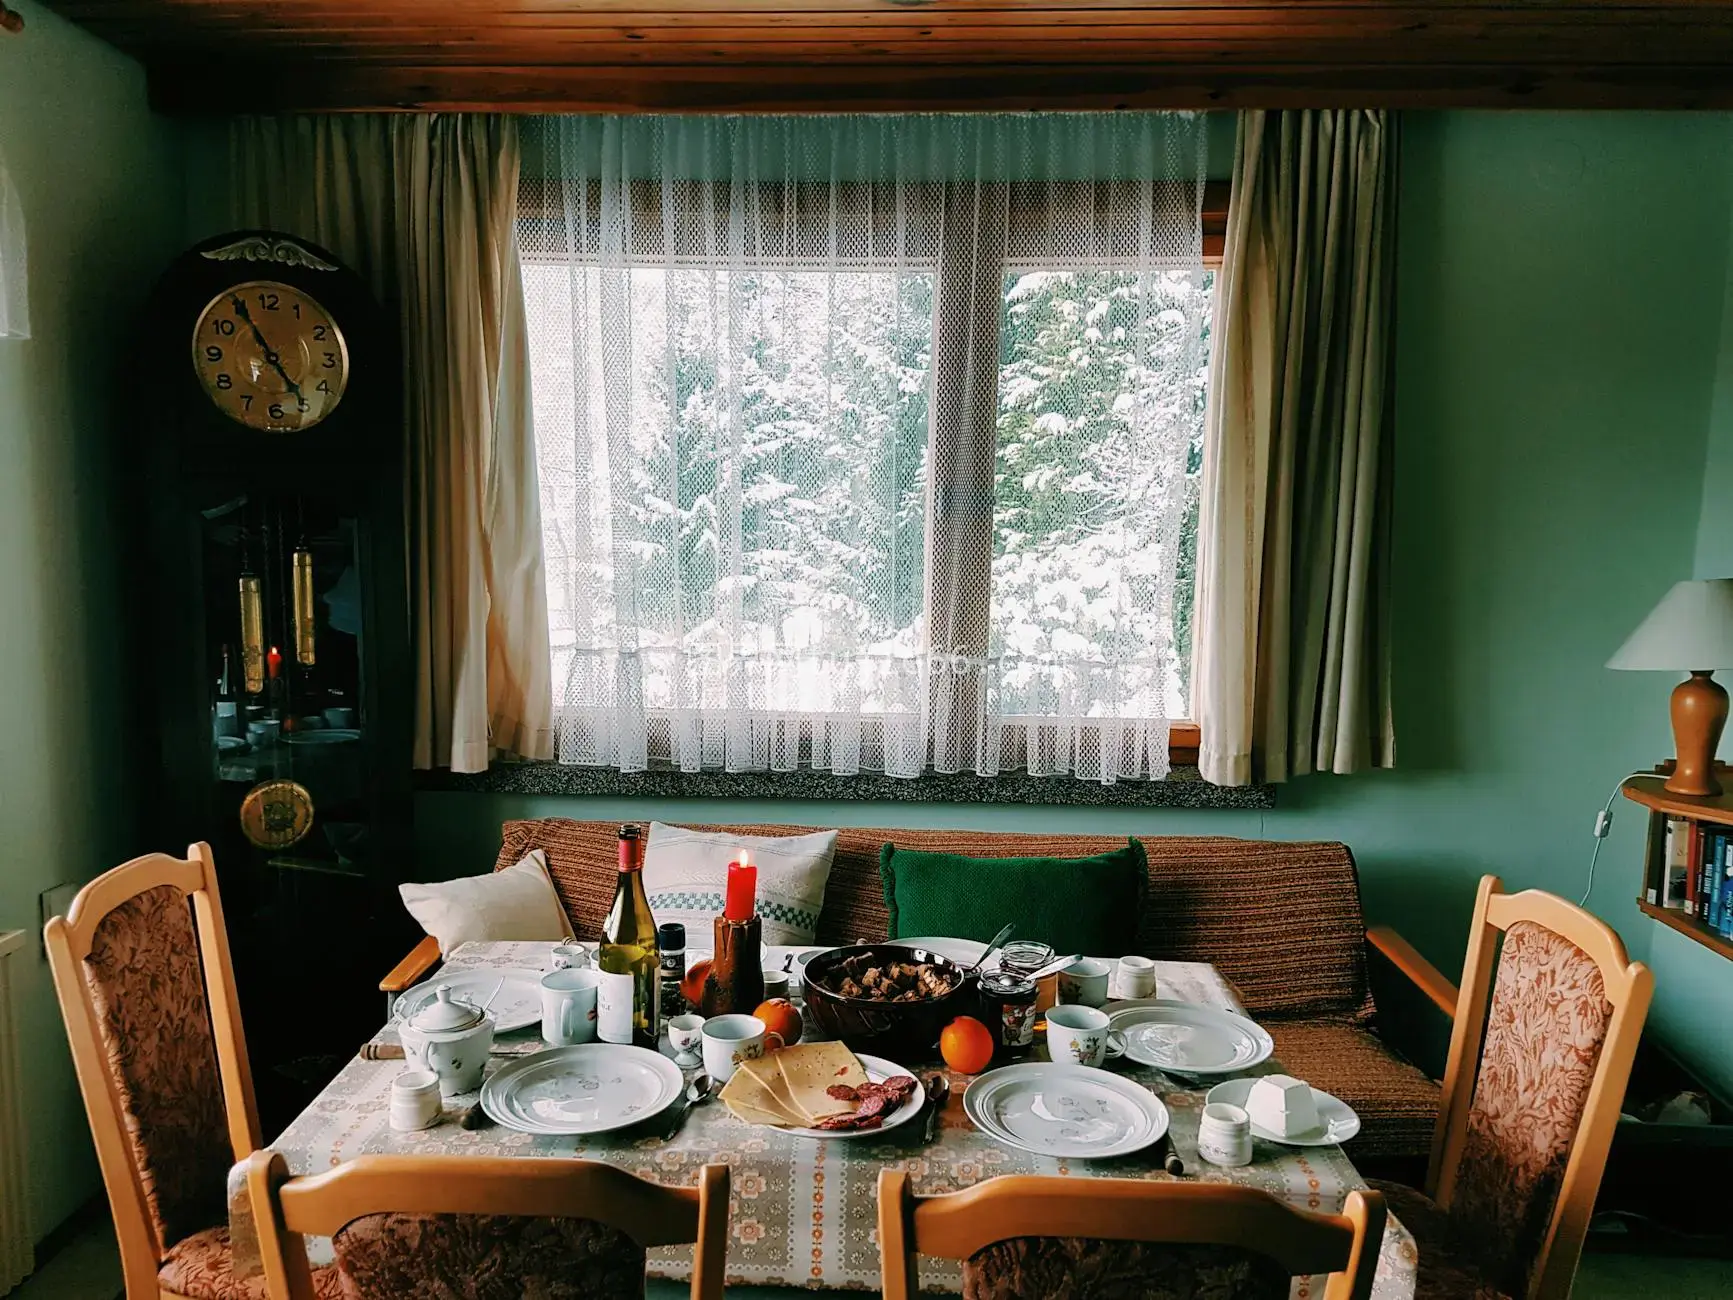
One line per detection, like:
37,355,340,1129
229,293,304,402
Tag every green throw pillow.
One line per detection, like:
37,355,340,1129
878,840,1147,957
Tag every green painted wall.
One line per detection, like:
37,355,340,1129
0,0,180,1242
417,111,1733,1094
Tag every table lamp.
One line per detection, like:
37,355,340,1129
1608,578,1733,796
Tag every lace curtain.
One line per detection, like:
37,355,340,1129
520,114,1209,781
0,142,26,339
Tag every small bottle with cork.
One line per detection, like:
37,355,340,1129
699,850,765,1017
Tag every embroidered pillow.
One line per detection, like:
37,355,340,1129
644,823,837,946
399,849,574,955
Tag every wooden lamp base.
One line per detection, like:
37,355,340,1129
1665,671,1729,797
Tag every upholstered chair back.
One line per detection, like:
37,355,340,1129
1427,878,1653,1300
82,883,235,1247
247,1153,732,1300
878,1171,1386,1300
329,1212,647,1298
44,844,261,1299
960,1237,1291,1300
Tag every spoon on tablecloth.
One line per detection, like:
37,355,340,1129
921,1073,950,1144
659,1073,714,1139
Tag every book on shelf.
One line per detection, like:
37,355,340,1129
1662,816,1693,911
1720,842,1733,940
1705,830,1727,931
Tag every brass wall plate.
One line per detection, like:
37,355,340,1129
239,778,314,849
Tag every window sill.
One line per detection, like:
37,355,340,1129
418,752,1272,812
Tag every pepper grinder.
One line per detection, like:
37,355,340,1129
701,853,765,1016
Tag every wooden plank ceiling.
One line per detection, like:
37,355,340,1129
41,0,1733,113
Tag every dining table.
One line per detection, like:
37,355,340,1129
230,940,1418,1297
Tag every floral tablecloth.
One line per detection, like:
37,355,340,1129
236,941,1417,1297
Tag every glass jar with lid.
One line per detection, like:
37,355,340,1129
997,940,1056,980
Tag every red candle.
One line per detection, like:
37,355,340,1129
724,851,757,922
266,645,283,680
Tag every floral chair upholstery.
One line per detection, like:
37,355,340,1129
330,1211,648,1299
1371,919,1614,1300
79,881,341,1300
961,1237,1291,1300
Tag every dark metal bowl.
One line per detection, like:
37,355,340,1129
801,943,976,1063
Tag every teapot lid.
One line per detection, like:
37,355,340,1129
410,984,487,1033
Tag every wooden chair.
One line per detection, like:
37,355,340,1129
877,1171,1386,1300
245,1152,731,1300
43,844,339,1300
1368,875,1654,1300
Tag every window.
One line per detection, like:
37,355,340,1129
520,116,1212,782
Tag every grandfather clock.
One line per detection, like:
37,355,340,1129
132,231,415,1122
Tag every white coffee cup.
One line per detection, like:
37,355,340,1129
701,1013,786,1083
541,968,602,1046
1045,1003,1126,1068
1057,957,1112,1008
761,969,791,1002
1117,955,1157,1000
389,1070,443,1132
550,942,592,970
1197,1101,1254,1167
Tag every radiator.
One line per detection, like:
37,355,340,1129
0,930,28,1294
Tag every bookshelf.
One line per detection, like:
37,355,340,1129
1624,771,1733,960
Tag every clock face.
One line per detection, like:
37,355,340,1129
190,279,350,432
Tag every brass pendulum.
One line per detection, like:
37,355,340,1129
291,546,316,666
238,573,265,695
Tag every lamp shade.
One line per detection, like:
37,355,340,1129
1607,578,1733,671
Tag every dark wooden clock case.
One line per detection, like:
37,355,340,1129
130,230,418,1125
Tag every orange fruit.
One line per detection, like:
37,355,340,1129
754,997,803,1047
940,1016,994,1074
680,959,712,1009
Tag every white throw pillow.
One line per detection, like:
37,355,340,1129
644,823,837,947
399,849,574,954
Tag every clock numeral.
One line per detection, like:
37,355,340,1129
258,292,280,311
316,379,332,394
268,403,285,420
205,345,223,363
291,302,301,319
297,397,310,413
212,319,236,337
241,395,254,410
322,352,337,369
215,373,233,390
313,325,328,341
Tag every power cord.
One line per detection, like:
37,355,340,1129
1583,773,1652,906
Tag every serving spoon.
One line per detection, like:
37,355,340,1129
967,923,1016,973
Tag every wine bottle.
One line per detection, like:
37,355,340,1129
214,644,241,739
598,824,659,1047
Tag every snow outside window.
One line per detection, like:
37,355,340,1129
520,115,1210,783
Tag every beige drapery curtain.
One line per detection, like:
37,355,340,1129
1194,110,1398,786
231,115,552,772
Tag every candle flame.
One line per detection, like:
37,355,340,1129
739,849,752,868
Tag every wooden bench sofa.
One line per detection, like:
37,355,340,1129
383,821,1459,1168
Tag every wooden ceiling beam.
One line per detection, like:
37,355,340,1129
38,0,1733,113
144,58,1733,114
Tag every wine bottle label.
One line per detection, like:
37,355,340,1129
596,969,637,1044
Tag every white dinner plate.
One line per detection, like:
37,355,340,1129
1105,1000,1273,1077
964,1062,1169,1160
394,968,546,1034
774,1054,927,1141
1205,1077,1362,1146
481,1044,684,1135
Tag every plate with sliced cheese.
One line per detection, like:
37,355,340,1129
719,1041,926,1140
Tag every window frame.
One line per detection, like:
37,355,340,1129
518,176,1229,773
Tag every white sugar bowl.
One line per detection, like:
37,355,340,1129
399,985,495,1096
1245,1074,1319,1139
